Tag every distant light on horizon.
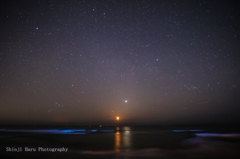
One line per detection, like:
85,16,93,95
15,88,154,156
0,0,239,126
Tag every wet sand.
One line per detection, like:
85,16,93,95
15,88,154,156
0,125,240,159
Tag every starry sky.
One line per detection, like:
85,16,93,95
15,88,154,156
0,0,240,126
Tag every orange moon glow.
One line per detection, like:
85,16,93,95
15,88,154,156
116,116,120,120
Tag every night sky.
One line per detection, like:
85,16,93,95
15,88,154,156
1,0,240,126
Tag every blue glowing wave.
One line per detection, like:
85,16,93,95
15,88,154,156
195,133,240,137
0,129,116,134
172,130,203,133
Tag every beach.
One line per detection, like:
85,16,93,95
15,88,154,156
0,125,240,159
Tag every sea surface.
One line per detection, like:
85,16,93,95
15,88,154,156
0,125,240,159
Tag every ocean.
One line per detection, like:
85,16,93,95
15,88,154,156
0,125,240,159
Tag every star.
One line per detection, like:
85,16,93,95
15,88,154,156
1,0,239,126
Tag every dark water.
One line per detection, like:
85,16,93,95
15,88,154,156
0,125,240,159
